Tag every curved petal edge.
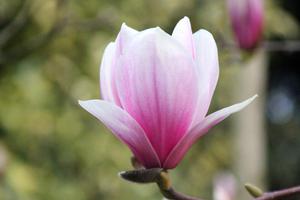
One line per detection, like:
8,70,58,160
163,95,258,169
79,99,161,168
191,29,219,126
172,16,195,58
100,42,122,106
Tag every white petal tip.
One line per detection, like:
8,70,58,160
121,22,128,28
78,99,98,109
120,23,129,30
235,94,258,112
248,94,259,103
119,22,137,33
182,16,190,21
210,94,259,119
78,100,83,105
78,100,87,106
176,16,191,26
152,27,166,35
197,29,214,37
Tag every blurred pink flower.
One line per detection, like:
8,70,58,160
227,0,264,49
213,173,237,200
79,17,257,169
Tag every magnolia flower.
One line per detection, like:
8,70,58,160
79,17,257,169
227,0,264,49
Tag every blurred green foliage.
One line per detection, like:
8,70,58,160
0,0,299,199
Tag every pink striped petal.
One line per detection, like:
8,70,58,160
78,99,161,168
164,95,257,169
100,24,138,106
191,29,219,127
116,28,199,163
100,42,122,106
172,17,196,59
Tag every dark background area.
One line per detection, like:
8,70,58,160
267,1,300,198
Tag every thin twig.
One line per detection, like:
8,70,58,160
263,41,300,52
0,0,69,65
255,185,300,200
0,0,29,47
159,186,203,200
216,33,300,52
156,171,203,200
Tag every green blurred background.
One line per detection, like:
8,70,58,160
0,0,299,199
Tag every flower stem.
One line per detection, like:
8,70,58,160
119,168,203,200
156,171,203,200
158,187,202,200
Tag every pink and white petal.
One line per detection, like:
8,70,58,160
100,24,138,106
116,28,199,163
79,99,161,168
115,23,139,55
172,17,196,58
191,29,219,127
100,42,122,106
163,95,257,169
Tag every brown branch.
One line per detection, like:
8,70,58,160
120,163,300,200
245,183,300,200
159,186,202,200
215,33,300,53
0,17,68,65
0,0,29,47
119,168,204,200
120,168,300,200
263,41,300,52
254,185,300,200
0,0,69,65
